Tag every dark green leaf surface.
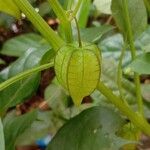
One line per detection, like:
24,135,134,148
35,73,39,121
3,110,37,150
111,0,147,40
129,53,150,74
47,106,127,150
0,33,51,57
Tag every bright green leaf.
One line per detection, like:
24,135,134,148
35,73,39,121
47,106,128,150
0,118,5,150
0,0,20,18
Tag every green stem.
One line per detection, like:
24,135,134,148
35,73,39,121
14,0,64,51
74,17,82,47
72,0,83,18
117,42,126,98
65,0,73,10
0,62,54,91
48,0,67,21
97,82,150,136
123,0,143,116
47,0,73,43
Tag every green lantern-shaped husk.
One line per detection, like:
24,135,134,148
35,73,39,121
54,42,101,106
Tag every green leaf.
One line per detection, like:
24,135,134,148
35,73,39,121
129,53,150,74
1,33,51,57
0,47,53,112
99,33,143,67
78,0,92,28
93,0,112,14
3,110,37,150
0,67,9,82
99,34,126,64
0,118,5,150
79,25,113,43
111,0,147,40
0,0,20,18
99,34,130,67
47,106,128,150
135,26,150,53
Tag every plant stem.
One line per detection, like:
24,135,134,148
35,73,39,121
97,82,150,136
0,62,54,91
72,0,83,18
47,0,73,43
74,17,82,47
117,42,126,98
48,0,67,22
64,0,73,10
123,0,143,115
14,0,64,51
